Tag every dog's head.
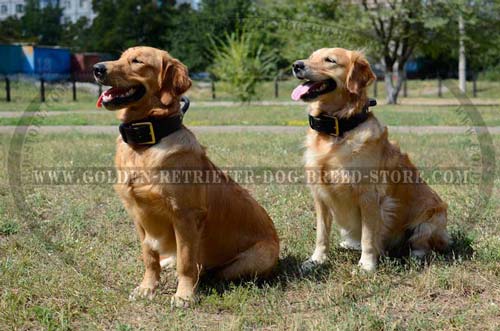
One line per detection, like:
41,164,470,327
94,46,191,113
291,48,375,104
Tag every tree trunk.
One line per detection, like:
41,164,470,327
458,14,466,93
384,70,405,104
385,72,396,104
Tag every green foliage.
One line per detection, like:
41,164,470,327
168,0,252,72
60,17,92,52
418,0,500,72
0,0,65,45
260,0,349,64
478,64,500,81
21,0,64,45
209,30,277,102
0,0,498,79
0,17,23,43
88,0,176,55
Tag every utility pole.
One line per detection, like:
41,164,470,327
458,13,466,93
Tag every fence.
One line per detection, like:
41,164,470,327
2,76,101,103
368,75,480,99
0,74,493,104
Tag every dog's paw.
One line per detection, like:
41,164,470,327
300,257,326,274
410,249,427,259
357,258,377,272
129,285,157,301
170,294,194,309
310,250,328,264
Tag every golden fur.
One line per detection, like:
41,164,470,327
95,46,279,306
295,48,449,271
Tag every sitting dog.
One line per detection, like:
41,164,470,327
291,48,449,271
94,46,279,307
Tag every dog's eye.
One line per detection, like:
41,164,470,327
131,58,143,64
325,57,337,64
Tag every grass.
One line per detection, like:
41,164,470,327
1,131,499,330
0,80,98,111
0,104,499,127
0,78,498,112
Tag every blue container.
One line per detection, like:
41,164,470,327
34,46,71,81
0,44,71,80
0,44,24,74
21,45,35,74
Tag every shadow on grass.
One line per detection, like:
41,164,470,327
443,229,475,260
197,229,475,297
382,228,475,270
196,254,333,296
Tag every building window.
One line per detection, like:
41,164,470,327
65,1,71,9
1,5,7,14
16,4,24,13
80,0,85,8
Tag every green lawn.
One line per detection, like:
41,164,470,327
0,104,498,127
1,132,499,330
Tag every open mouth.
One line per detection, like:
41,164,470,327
291,79,337,101
96,85,146,109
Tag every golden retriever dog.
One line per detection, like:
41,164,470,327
93,46,279,307
291,48,449,271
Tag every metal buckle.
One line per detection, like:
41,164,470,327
332,117,340,136
318,114,340,137
132,122,156,144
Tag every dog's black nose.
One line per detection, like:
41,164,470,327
93,63,107,79
292,61,305,71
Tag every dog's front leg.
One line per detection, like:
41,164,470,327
129,240,161,300
171,209,204,308
358,191,383,272
310,192,333,264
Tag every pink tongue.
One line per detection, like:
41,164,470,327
96,86,131,108
291,83,312,101
96,93,103,108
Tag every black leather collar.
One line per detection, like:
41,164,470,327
119,96,190,146
309,98,377,137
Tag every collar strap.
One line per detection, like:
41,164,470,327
119,96,190,146
308,98,377,137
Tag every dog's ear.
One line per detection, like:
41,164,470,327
159,54,192,105
346,53,376,95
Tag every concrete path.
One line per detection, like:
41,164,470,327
1,125,499,135
0,110,102,118
0,98,498,116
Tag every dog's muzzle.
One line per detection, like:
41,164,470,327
93,63,107,80
292,61,306,79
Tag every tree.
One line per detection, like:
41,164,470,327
259,0,347,68
21,0,64,45
209,30,277,102
168,0,252,72
344,1,449,104
0,17,22,43
60,17,92,51
89,0,177,55
419,0,500,88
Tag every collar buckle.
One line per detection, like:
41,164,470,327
330,116,340,137
131,122,156,145
118,97,190,147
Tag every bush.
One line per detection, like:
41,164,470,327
209,31,277,102
478,64,500,81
